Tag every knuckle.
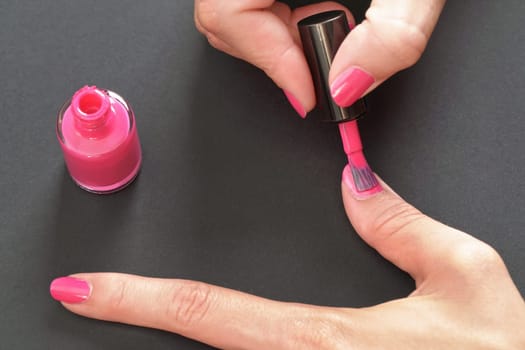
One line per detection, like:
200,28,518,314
205,33,224,51
195,0,220,34
194,14,205,34
106,278,130,314
366,10,428,68
165,281,213,329
261,43,294,79
390,22,427,67
447,240,504,275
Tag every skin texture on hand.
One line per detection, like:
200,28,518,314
50,175,525,349
194,0,446,115
49,1,525,348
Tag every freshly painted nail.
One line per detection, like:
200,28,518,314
50,277,91,304
342,164,383,200
283,90,307,118
330,68,374,107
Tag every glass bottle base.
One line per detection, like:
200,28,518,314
71,160,142,194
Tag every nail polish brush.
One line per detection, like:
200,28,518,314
298,11,380,194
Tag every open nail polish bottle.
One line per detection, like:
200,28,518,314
56,86,142,194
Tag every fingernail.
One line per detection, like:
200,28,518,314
342,164,383,200
50,277,91,304
330,67,374,107
283,90,307,118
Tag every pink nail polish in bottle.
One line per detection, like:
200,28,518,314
56,86,142,194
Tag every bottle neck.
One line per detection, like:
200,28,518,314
72,86,111,130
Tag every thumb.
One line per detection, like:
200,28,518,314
329,0,446,107
341,167,500,286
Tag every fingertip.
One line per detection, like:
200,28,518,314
49,276,92,304
330,66,375,107
283,90,307,118
262,43,315,117
329,0,444,89
341,165,383,201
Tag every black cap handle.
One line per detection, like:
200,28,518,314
298,11,366,123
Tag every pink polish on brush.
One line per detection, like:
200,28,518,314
339,121,381,196
57,86,142,194
298,11,381,196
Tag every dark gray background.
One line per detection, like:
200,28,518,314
1,1,524,349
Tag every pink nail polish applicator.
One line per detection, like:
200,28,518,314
298,11,380,194
56,86,142,194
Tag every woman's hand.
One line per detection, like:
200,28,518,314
193,0,446,117
50,172,525,349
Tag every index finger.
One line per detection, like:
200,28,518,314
50,273,343,350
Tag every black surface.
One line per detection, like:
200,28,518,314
1,1,524,349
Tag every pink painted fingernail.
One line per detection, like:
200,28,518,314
50,277,91,304
283,90,307,118
330,68,374,107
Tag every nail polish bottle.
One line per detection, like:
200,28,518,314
56,86,142,194
298,11,381,195
298,11,366,123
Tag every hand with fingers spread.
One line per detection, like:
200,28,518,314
50,174,525,349
194,0,446,118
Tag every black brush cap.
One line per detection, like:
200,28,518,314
298,11,366,123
